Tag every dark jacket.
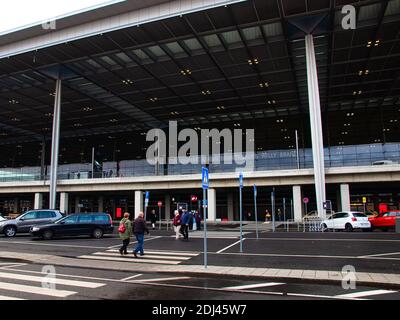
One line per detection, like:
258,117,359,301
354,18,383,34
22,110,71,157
181,212,192,225
133,217,149,235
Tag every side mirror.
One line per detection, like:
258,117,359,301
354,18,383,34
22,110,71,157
19,218,25,221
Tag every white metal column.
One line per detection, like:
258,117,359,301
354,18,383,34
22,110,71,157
49,79,62,209
207,189,216,222
165,194,171,223
293,186,303,222
135,191,143,218
340,184,351,212
34,193,43,210
305,34,326,219
60,192,69,214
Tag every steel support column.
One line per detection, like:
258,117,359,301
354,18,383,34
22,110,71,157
305,34,326,219
49,79,62,209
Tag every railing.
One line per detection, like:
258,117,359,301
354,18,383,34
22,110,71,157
0,143,399,182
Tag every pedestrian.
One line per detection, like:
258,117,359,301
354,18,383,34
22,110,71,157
150,209,157,230
172,210,181,240
118,212,132,255
265,209,271,222
277,209,282,221
132,212,149,257
195,211,201,231
189,211,194,230
180,209,190,240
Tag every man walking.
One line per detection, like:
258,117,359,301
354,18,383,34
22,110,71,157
132,212,149,258
180,209,190,240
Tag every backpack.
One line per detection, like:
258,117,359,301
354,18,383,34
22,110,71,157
118,221,126,233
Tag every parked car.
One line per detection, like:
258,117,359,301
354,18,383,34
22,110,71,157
320,211,371,232
369,211,400,231
30,213,114,240
0,210,64,237
0,216,6,222
372,160,397,165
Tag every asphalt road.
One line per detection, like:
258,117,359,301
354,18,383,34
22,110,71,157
0,261,398,301
0,230,399,274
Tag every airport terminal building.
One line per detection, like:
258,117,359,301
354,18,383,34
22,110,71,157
0,0,399,222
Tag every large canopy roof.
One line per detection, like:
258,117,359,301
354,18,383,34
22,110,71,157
0,0,399,166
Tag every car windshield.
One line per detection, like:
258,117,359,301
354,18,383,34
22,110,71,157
352,213,367,218
54,215,70,224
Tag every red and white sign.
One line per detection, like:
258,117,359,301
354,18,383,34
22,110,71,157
303,197,309,204
191,195,198,202
157,201,162,207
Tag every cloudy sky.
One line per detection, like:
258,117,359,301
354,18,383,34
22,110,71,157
0,0,125,34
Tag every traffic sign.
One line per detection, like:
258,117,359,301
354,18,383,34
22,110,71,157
253,184,257,197
157,201,162,207
303,197,309,204
323,200,332,210
239,172,243,189
202,167,209,190
191,195,198,202
362,197,367,204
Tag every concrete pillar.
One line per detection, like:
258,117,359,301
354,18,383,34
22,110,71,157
34,193,43,210
207,188,216,222
340,184,351,212
227,193,234,221
14,198,19,213
134,191,143,218
98,196,104,212
49,79,62,209
75,196,80,213
60,192,69,214
165,194,171,222
293,186,303,222
305,34,326,219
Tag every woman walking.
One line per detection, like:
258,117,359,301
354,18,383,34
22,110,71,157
172,210,181,240
118,212,132,255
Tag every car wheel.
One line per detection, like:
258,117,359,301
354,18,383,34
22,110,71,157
42,230,54,240
92,228,103,239
4,226,16,237
345,223,353,232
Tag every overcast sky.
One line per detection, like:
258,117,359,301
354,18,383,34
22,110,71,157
0,0,124,34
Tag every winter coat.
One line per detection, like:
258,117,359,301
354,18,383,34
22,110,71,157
119,218,132,240
133,217,149,235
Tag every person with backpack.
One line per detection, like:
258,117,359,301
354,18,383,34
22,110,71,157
180,209,191,240
118,212,132,255
172,210,181,240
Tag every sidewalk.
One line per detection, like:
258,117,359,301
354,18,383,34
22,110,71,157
1,251,400,289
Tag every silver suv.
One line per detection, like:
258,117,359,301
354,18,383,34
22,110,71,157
0,210,64,237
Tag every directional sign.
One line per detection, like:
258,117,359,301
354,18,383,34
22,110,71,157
239,172,243,189
303,197,309,204
253,184,257,197
145,191,150,205
323,200,332,210
202,167,209,190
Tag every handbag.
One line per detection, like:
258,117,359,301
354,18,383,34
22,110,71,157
118,221,126,233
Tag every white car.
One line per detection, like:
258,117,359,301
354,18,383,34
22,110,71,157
320,211,371,232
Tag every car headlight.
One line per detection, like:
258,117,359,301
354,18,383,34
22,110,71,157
31,227,41,232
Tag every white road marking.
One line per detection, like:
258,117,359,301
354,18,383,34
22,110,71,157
0,295,25,300
0,271,105,288
78,255,181,265
243,237,400,242
217,239,246,253
222,282,285,290
0,240,108,249
134,276,190,283
0,281,76,298
358,251,400,258
335,289,397,298
93,252,191,260
120,274,143,281
107,249,198,257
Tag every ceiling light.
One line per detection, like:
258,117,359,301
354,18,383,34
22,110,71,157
122,79,133,85
259,82,269,88
341,131,348,135
248,58,259,65
346,112,355,117
201,90,211,95
74,123,82,127
150,97,158,102
217,106,225,110
276,119,284,123
45,112,53,117
8,99,19,104
109,119,118,123
83,107,93,112
180,69,192,76
11,117,20,122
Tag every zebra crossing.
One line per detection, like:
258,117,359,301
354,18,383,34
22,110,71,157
0,268,106,300
78,249,199,265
